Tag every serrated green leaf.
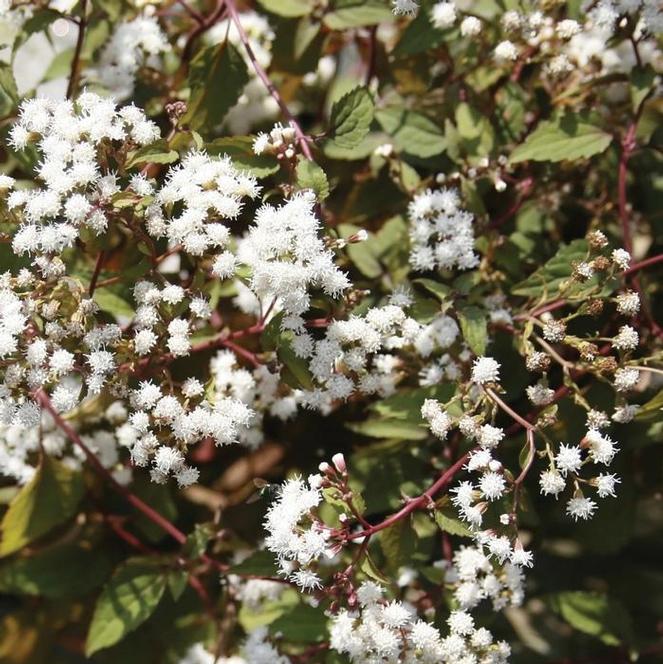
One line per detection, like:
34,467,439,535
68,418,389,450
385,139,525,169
413,278,452,302
360,550,391,585
630,65,656,112
229,550,280,577
0,63,19,116
393,4,446,56
206,136,280,177
338,223,382,278
376,107,446,158
296,158,330,200
510,116,612,164
93,288,135,319
0,541,113,598
183,523,215,560
457,305,488,355
85,557,167,655
0,456,84,557
347,419,428,440
278,340,314,390
257,0,314,16
634,390,663,422
512,239,588,298
434,502,473,538
167,570,189,602
329,86,375,149
547,592,633,646
270,603,328,642
125,140,179,169
371,384,455,423
183,42,249,132
323,0,393,29
379,517,416,572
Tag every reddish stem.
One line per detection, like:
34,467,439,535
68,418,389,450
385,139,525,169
89,250,105,296
625,252,663,276
35,389,188,545
225,0,313,160
347,452,472,540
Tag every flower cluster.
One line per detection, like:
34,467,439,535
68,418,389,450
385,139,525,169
93,13,169,98
330,581,510,663
408,188,478,272
8,93,159,260
147,151,260,259
263,474,333,590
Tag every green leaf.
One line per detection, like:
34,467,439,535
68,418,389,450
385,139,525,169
455,102,495,157
278,340,314,390
635,390,663,422
206,136,280,177
0,541,114,598
393,5,446,56
261,311,285,352
338,223,382,278
379,517,416,572
510,115,612,163
12,9,60,54
457,305,488,355
329,86,375,149
323,0,393,29
229,550,279,577
257,0,314,16
376,107,446,158
41,48,74,83
295,158,330,200
434,499,473,538
360,550,391,585
167,569,189,602
547,591,633,646
347,419,428,440
85,558,167,656
630,65,656,112
323,133,385,160
182,523,215,560
0,456,84,557
371,384,456,423
182,42,249,131
93,288,135,319
295,16,321,59
270,603,328,642
0,63,19,117
512,239,588,299
125,140,179,169
413,278,452,302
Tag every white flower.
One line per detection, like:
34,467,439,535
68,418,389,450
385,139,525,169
479,471,506,500
616,291,640,316
614,367,639,392
613,325,638,351
539,469,564,497
526,383,555,405
479,424,504,449
596,473,620,498
460,16,481,36
408,187,478,272
566,496,597,520
611,248,631,270
555,444,583,475
392,0,419,16
494,40,519,62
612,404,638,423
471,356,500,384
431,2,456,29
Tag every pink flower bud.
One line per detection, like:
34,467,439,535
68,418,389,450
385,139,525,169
332,453,346,474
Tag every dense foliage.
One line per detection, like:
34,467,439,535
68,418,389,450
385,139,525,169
0,0,662,662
